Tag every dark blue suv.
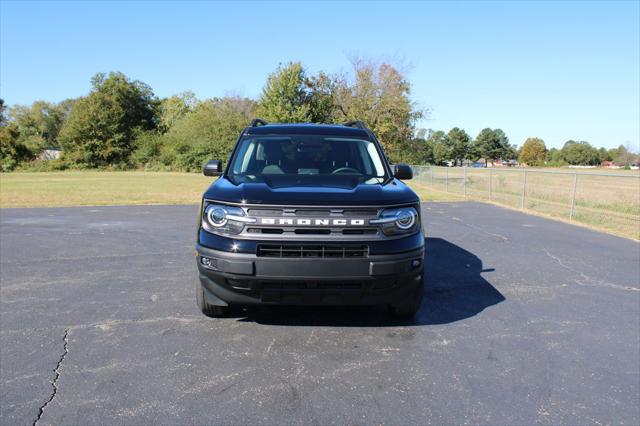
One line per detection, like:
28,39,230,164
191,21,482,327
195,119,424,317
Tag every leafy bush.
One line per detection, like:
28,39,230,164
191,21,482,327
159,97,255,172
1,123,32,172
17,158,68,172
131,129,164,167
57,72,159,168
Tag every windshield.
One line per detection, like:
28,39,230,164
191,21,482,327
227,135,388,187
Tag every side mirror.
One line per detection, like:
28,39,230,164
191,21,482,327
393,163,413,180
203,160,222,176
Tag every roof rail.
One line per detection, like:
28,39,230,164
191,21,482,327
250,118,268,127
343,120,367,130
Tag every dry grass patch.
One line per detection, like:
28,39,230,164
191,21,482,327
411,166,640,240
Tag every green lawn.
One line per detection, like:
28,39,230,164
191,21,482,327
0,171,213,207
0,171,461,208
3,170,636,239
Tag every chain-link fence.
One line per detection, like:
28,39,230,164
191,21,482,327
411,165,640,239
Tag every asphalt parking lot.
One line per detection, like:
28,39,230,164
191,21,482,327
1,202,638,425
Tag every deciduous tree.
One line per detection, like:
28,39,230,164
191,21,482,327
426,130,450,165
610,143,639,166
90,72,159,131
160,97,256,171
256,62,312,123
331,60,423,162
9,101,67,155
306,71,335,123
58,72,160,167
561,140,600,165
1,99,32,171
58,92,128,167
518,137,547,166
396,137,433,165
158,91,197,132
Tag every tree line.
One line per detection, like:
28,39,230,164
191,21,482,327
406,131,637,168
1,61,637,172
534,139,638,168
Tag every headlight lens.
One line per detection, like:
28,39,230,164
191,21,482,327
201,203,255,235
396,209,416,229
207,206,228,227
371,207,420,236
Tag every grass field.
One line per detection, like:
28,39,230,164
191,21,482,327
0,171,461,208
413,166,640,240
0,171,214,207
2,170,637,239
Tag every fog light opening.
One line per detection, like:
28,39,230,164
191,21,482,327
411,259,421,269
200,256,218,271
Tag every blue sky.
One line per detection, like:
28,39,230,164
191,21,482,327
1,0,638,150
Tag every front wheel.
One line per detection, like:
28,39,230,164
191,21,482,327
196,282,228,317
389,283,423,317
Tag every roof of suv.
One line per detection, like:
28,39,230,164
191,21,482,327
244,123,371,138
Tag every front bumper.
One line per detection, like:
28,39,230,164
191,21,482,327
196,244,424,306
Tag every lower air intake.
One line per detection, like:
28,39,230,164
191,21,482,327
257,244,369,258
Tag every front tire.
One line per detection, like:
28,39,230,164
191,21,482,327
196,282,228,317
389,282,423,317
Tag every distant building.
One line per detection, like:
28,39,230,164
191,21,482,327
38,148,62,161
494,159,517,167
601,161,621,169
466,159,517,168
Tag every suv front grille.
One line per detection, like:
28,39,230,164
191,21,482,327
257,244,369,258
204,201,418,241
241,206,381,240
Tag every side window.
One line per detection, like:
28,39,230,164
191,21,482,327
232,140,256,174
366,142,385,176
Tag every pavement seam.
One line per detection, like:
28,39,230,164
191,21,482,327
33,328,69,426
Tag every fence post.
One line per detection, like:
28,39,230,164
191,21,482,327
463,166,467,198
446,167,449,192
489,168,492,200
520,169,527,209
569,173,578,223
430,167,434,186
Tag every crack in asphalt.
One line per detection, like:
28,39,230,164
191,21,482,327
33,328,69,426
450,216,508,241
0,315,206,335
542,248,639,292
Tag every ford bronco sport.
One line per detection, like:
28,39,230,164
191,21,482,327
195,119,424,317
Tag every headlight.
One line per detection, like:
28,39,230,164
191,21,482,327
201,203,255,235
370,207,420,236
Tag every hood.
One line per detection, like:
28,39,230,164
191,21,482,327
203,177,419,206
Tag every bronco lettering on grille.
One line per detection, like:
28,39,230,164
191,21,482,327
258,218,366,226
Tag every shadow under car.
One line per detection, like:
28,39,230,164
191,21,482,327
230,237,505,326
